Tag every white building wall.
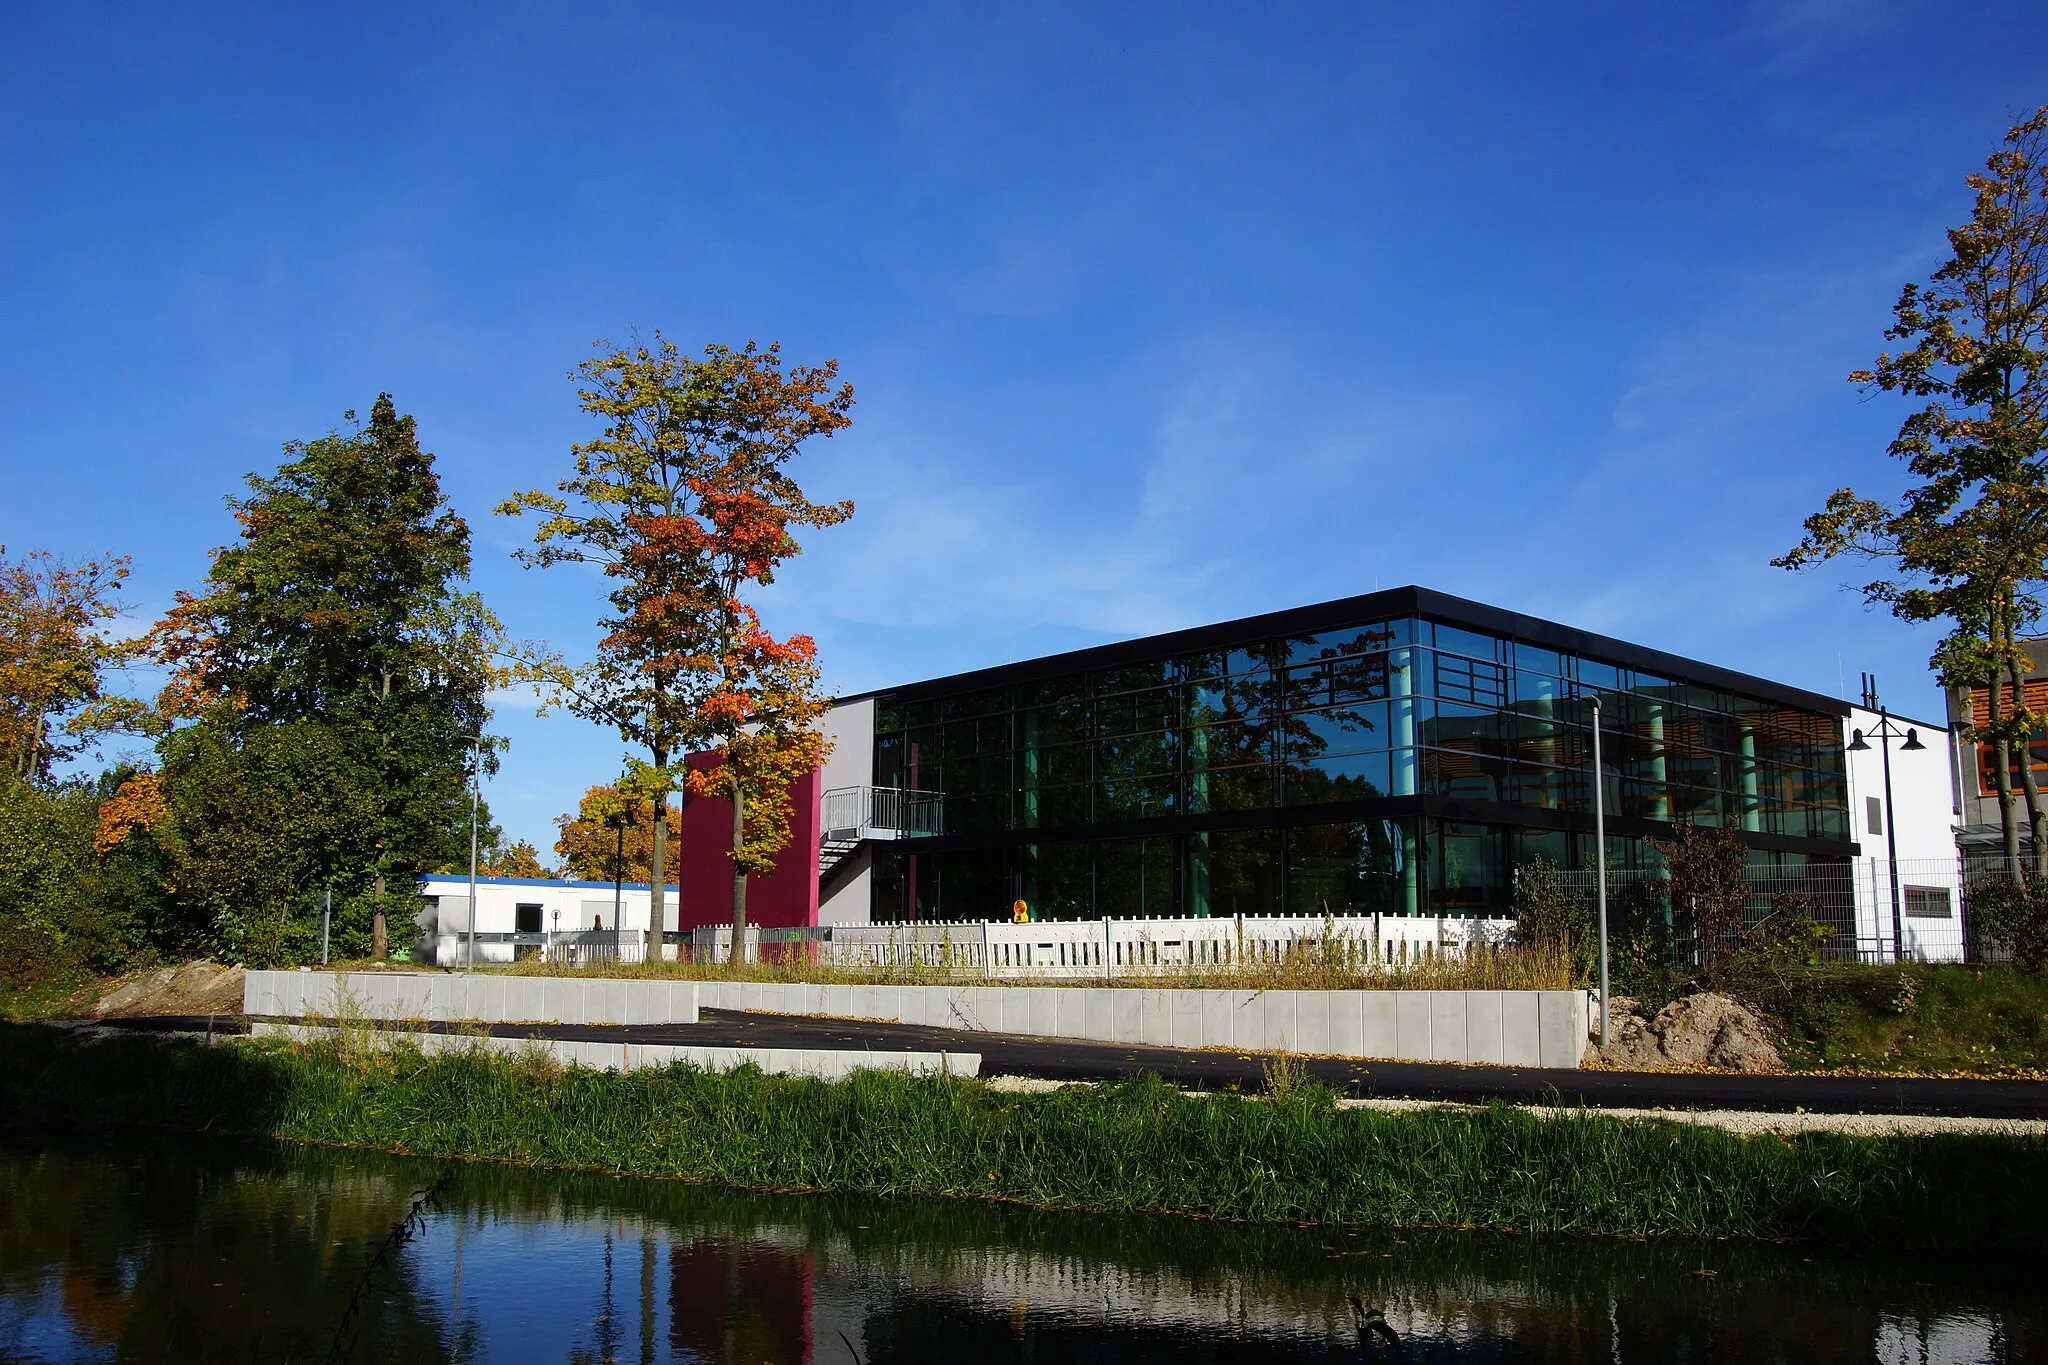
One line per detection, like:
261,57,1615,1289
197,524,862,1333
815,696,879,926
414,875,678,966
1842,705,1962,961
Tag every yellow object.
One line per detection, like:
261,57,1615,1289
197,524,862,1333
1011,899,1030,924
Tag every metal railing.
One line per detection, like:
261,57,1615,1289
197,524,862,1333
820,785,943,842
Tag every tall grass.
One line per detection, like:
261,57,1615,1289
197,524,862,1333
3,1023,2040,1251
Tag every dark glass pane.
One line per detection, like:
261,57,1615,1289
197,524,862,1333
874,734,906,788
901,699,939,730
1020,841,1090,920
1431,623,1501,663
1189,762,1274,813
1283,621,1407,665
1576,657,1625,693
1095,837,1175,918
1284,750,1392,804
1096,772,1179,821
1421,700,1502,752
874,696,904,733
1513,642,1564,677
1427,819,1506,913
1283,820,1408,916
1430,650,1510,708
940,688,1006,721
925,845,1010,922
1196,827,1276,917
1282,701,1392,761
1421,747,1510,802
1095,660,1176,695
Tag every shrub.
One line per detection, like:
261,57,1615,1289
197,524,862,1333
1966,877,2048,974
1510,858,1594,985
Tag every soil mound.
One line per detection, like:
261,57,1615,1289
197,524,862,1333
1587,992,1782,1073
93,962,244,1017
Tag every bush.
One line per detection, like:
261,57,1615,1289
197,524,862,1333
1966,877,2048,974
1510,858,1594,984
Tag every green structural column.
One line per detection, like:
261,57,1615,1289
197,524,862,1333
1186,832,1212,919
1740,726,1761,832
1391,648,1418,798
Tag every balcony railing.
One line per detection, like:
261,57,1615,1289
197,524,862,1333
821,785,942,842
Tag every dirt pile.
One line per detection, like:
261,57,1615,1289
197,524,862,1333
93,962,244,1017
1588,992,1782,1072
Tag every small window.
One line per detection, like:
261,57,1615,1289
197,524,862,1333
1866,796,1884,836
1904,886,1952,919
515,903,543,934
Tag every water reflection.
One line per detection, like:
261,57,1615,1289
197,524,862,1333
1,1127,2041,1363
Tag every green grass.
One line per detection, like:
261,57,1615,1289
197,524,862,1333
2,1023,2043,1252
1759,964,2048,1075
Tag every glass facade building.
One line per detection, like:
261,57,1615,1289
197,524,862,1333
861,588,1853,922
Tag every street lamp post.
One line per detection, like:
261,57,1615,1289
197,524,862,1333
1590,695,1610,1050
466,731,482,972
1847,674,1926,964
605,801,635,964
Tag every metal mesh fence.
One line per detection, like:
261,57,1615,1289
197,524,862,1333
1543,857,1984,965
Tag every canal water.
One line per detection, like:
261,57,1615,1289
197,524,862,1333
1,1127,2041,1363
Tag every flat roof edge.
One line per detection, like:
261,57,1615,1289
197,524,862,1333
835,586,1851,717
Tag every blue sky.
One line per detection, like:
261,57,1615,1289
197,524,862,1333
4,3,2044,853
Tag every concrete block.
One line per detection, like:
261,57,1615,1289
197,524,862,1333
621,980,657,1026
1110,989,1141,1044
1024,988,1058,1038
1051,985,1086,1038
1170,990,1206,1048
1329,991,1365,1058
1198,991,1236,1050
1501,991,1541,1067
965,988,1005,1032
1429,992,1467,1062
595,979,629,1024
1464,991,1506,1065
1393,991,1432,1060
542,978,587,1025
1294,992,1333,1056
1232,991,1266,1052
1264,992,1299,1053
1358,991,1396,1059
475,977,511,1023
1136,990,1173,1046
1537,991,1586,1069
1083,987,1114,1042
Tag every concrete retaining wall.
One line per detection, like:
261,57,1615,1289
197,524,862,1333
694,981,1590,1069
242,971,699,1026
249,1021,976,1079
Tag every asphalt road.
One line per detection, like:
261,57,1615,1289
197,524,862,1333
102,1009,2048,1120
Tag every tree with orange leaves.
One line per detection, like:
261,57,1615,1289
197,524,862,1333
500,335,852,956
0,547,145,784
552,782,680,883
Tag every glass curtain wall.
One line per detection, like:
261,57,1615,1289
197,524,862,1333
870,615,1848,922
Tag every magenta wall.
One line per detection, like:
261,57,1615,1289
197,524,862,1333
671,755,820,931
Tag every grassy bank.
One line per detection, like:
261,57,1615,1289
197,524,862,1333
1758,964,2048,1075
3,1024,2043,1251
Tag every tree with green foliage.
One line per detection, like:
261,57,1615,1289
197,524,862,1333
150,396,501,962
1648,820,1751,989
1509,857,1594,984
1775,107,2048,882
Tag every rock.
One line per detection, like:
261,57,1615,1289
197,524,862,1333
1650,993,1782,1073
94,968,175,1016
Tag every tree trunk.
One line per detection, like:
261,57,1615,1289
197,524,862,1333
372,874,388,960
648,761,668,967
1990,669,2024,883
729,780,749,964
2008,653,2048,882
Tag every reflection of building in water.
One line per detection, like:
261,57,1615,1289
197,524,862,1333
668,1238,816,1364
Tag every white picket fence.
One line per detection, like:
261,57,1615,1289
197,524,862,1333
690,914,1516,977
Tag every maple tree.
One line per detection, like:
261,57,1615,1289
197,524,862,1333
1776,108,2048,882
552,783,681,883
500,336,853,955
0,547,145,783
